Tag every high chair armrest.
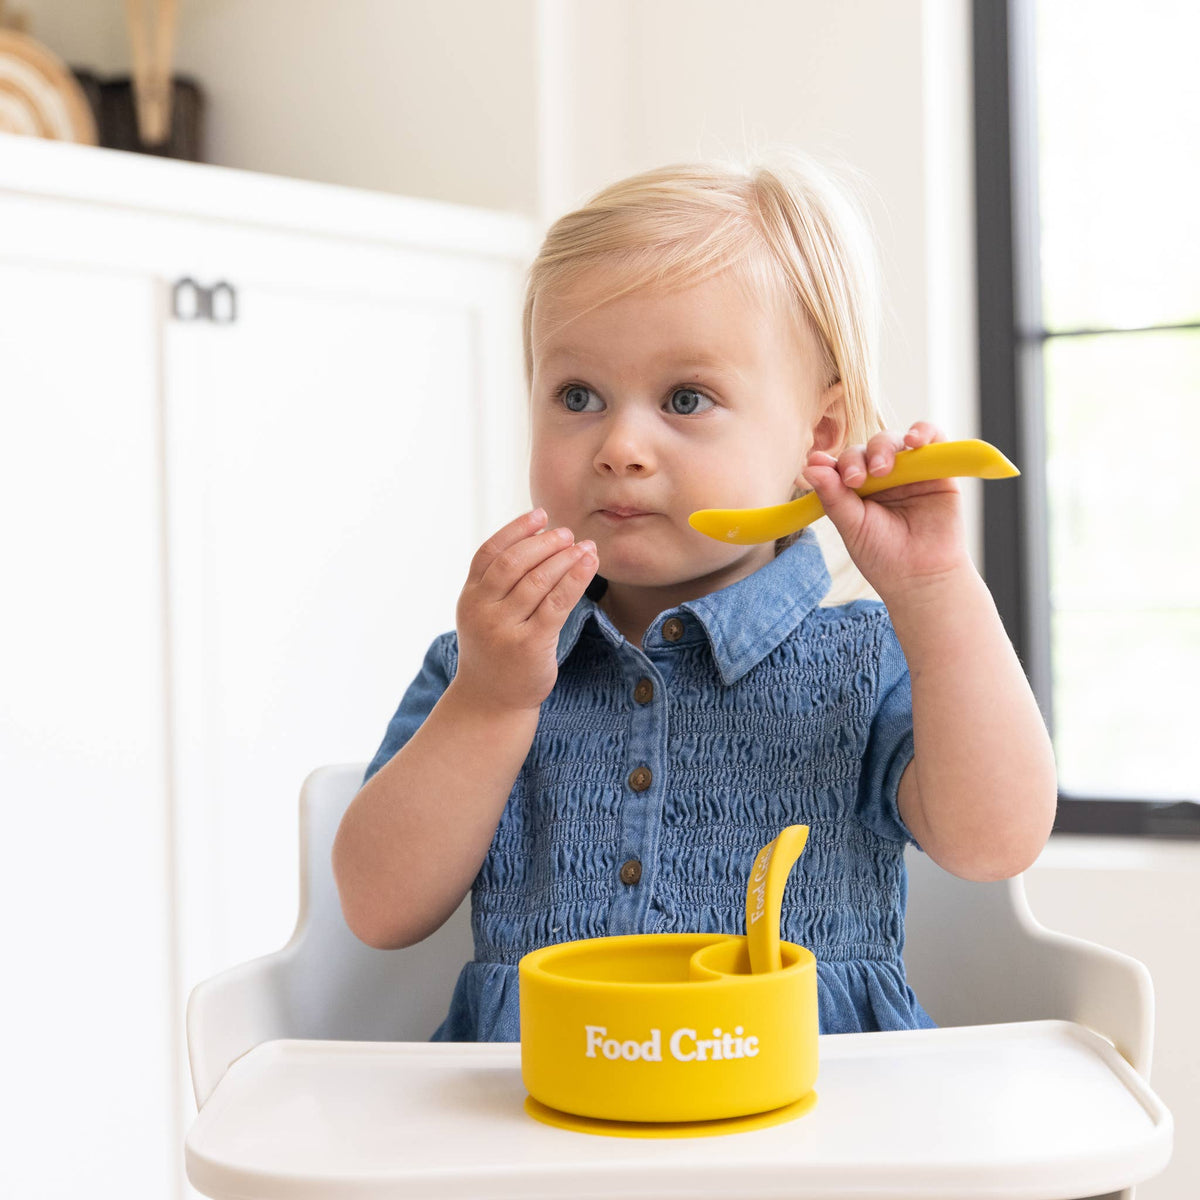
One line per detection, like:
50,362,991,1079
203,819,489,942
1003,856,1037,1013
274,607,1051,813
187,947,296,1111
903,855,1155,1086
1017,918,1155,1078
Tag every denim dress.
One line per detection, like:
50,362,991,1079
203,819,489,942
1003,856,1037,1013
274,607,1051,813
363,529,936,1041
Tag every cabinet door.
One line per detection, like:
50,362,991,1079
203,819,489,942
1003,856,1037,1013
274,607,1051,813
165,269,511,997
0,260,177,1196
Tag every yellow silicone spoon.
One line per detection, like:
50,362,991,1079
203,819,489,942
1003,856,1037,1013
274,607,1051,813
745,824,810,974
689,438,1019,545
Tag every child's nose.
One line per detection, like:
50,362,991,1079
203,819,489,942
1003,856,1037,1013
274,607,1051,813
592,424,657,475
593,412,657,477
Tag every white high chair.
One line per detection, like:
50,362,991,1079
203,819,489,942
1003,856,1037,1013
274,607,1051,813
186,764,1167,1200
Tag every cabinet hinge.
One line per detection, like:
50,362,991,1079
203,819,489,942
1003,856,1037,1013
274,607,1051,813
171,278,238,324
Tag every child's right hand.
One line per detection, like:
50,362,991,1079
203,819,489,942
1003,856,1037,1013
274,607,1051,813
451,508,599,714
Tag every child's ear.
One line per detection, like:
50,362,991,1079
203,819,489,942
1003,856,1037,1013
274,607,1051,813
809,380,847,456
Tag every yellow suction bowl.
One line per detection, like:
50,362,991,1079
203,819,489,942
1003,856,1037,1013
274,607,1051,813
519,932,817,1125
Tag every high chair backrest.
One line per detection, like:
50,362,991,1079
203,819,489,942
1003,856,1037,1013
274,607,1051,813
187,763,1155,1110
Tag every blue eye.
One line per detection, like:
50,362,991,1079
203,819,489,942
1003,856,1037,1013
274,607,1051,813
560,385,603,413
669,388,713,415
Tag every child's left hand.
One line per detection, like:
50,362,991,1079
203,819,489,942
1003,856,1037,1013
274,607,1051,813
800,421,973,602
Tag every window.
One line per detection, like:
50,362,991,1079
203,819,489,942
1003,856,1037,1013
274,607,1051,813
974,0,1200,836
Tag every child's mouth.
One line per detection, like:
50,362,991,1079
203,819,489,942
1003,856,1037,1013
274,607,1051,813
598,508,655,523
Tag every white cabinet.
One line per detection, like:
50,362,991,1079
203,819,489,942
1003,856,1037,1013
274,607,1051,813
0,132,535,1198
1,258,178,1197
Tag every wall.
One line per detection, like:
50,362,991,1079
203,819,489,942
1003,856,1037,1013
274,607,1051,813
11,1,1194,1194
18,0,542,214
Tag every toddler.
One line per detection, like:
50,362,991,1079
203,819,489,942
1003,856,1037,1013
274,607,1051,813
332,150,1057,1040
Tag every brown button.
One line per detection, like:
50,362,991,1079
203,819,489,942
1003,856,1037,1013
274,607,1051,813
662,616,685,642
633,677,654,705
628,766,652,792
620,859,643,885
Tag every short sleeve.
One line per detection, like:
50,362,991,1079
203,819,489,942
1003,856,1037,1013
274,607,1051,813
856,613,919,848
362,631,458,786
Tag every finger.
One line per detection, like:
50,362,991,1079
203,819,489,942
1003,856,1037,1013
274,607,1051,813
801,457,864,535
902,420,945,449
481,524,578,602
529,541,599,626
468,508,548,584
864,430,909,477
506,539,595,621
835,444,869,488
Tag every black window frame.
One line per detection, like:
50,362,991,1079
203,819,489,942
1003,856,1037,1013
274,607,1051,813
972,0,1200,839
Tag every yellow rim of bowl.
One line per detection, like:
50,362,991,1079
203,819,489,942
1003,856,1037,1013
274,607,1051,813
520,932,816,992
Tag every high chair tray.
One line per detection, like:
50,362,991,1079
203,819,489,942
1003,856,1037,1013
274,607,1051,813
185,1019,1171,1199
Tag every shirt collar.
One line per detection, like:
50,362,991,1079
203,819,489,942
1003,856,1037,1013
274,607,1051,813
556,529,831,685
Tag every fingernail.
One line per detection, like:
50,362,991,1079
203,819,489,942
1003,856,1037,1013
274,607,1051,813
552,526,572,541
869,457,886,472
531,507,546,523
578,540,596,555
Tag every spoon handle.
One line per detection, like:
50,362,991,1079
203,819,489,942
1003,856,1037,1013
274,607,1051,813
746,825,809,974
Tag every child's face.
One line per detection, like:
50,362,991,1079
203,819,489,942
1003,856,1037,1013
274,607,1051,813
529,265,842,594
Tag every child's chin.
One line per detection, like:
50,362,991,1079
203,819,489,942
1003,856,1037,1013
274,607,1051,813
595,552,675,587
599,556,701,591
601,542,755,587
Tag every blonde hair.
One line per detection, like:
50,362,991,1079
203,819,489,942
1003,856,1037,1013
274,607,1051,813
522,149,888,448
